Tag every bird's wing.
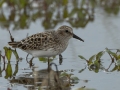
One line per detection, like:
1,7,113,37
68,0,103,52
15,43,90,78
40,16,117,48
17,31,59,50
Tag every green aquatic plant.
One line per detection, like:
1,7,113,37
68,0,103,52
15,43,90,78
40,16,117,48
3,47,19,61
4,47,12,61
79,48,120,72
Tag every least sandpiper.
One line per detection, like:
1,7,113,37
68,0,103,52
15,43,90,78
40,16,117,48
8,25,84,66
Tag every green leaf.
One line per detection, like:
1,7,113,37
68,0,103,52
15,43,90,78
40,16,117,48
39,56,55,63
94,60,100,73
38,57,54,63
78,9,85,19
10,0,15,3
71,76,79,80
113,6,119,15
89,55,96,63
0,13,6,22
39,57,47,61
63,7,68,18
0,0,4,7
13,61,18,76
117,55,120,59
19,14,27,29
105,48,118,60
78,55,87,61
19,0,27,8
105,7,112,14
62,0,68,5
90,0,96,8
116,60,120,66
60,72,69,77
4,47,12,61
78,68,86,73
111,65,118,72
96,51,105,60
11,49,19,60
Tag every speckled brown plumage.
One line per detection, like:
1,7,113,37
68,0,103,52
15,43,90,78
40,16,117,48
9,31,61,50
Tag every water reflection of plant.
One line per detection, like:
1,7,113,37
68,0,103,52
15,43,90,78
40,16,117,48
0,0,119,30
0,47,19,79
0,59,19,79
79,48,120,72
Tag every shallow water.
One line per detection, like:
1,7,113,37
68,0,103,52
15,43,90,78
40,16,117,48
0,1,120,90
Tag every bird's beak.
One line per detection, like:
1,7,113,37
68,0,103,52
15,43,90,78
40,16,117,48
73,33,84,42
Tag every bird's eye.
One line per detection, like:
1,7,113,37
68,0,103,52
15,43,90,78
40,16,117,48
65,30,68,32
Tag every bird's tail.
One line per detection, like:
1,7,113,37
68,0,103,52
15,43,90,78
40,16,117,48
8,42,21,48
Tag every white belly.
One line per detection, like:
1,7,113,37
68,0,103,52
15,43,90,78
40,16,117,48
25,49,61,57
24,43,68,57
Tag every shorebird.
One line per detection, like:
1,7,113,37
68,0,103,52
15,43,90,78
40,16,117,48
8,25,84,67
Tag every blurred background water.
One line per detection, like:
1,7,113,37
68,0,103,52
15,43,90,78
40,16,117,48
0,0,120,90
